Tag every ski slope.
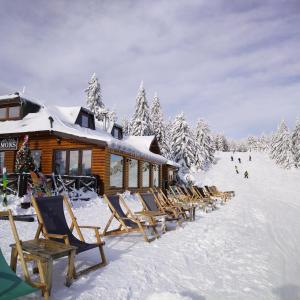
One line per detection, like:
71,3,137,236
1,151,300,300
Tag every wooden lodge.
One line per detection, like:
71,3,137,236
0,93,178,196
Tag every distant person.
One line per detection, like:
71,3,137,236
238,158,241,163
244,170,249,179
249,155,252,161
235,165,239,174
231,156,234,161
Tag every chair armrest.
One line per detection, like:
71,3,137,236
78,225,101,229
45,233,70,245
46,233,68,239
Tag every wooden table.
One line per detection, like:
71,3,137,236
10,239,77,295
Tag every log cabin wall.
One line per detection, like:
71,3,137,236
1,132,165,196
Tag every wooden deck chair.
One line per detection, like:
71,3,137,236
182,186,208,212
31,195,107,278
0,210,49,300
169,185,190,203
138,192,181,229
150,188,186,220
156,188,189,220
190,186,217,210
204,185,229,202
102,194,160,242
209,186,235,198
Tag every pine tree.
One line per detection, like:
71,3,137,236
291,120,300,168
85,73,117,125
270,120,293,169
194,119,215,169
15,135,35,173
171,113,196,170
85,73,104,114
121,116,130,136
150,93,168,155
130,81,152,136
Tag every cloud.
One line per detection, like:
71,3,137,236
0,0,299,138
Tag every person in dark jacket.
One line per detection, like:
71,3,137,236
244,170,249,178
238,158,241,163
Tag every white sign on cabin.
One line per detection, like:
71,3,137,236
0,137,18,150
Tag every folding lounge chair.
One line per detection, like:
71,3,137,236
190,186,217,210
180,186,208,212
103,194,160,242
204,185,230,202
138,192,181,229
152,187,188,220
209,186,235,198
32,195,107,278
0,210,48,300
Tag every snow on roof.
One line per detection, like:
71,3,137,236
124,136,156,153
167,160,180,168
0,94,19,100
0,97,167,164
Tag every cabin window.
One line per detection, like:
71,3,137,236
82,150,92,175
81,114,89,128
54,149,92,176
142,162,150,187
54,150,67,175
110,154,124,188
31,150,41,171
128,159,138,188
168,169,174,182
112,127,123,140
69,150,79,175
0,106,20,120
0,152,4,170
0,108,6,119
8,106,20,118
153,164,160,187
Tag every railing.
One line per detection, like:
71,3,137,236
0,173,99,199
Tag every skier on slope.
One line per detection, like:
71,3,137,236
244,170,249,178
235,165,239,174
231,156,234,161
238,158,241,163
249,155,252,161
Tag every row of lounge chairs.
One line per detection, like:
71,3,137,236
0,183,234,299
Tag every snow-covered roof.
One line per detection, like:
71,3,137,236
124,136,156,153
0,94,19,100
0,96,168,164
166,160,180,168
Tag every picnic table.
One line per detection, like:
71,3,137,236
10,238,77,295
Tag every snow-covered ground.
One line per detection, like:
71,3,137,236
1,151,300,300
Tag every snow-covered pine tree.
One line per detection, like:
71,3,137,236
85,73,104,114
194,119,215,169
121,116,130,136
291,120,300,168
130,81,152,136
150,93,168,155
163,118,174,160
270,120,294,169
15,135,35,173
171,113,196,170
85,73,117,126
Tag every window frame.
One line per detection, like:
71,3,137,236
0,105,21,121
0,151,5,171
109,154,124,189
152,164,160,187
53,148,93,176
128,158,138,188
31,149,42,172
142,161,150,188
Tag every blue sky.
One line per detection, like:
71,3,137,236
0,0,300,139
